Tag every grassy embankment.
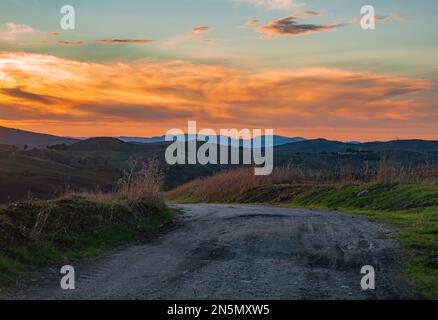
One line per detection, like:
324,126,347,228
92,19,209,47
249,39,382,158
0,156,174,296
168,166,438,299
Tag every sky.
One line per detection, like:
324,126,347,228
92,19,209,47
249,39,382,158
0,0,437,141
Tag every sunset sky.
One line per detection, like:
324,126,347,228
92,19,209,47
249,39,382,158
0,0,437,141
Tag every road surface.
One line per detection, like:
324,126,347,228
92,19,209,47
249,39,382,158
14,204,419,300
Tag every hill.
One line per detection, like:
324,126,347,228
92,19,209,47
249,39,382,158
275,139,349,153
360,140,438,152
119,134,306,147
68,137,134,152
118,136,167,144
276,138,438,154
1,127,438,203
0,126,78,149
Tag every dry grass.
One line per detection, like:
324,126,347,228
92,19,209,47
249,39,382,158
376,161,438,184
64,155,164,204
167,162,438,203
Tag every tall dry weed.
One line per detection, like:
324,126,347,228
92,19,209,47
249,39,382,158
64,155,164,204
167,162,438,202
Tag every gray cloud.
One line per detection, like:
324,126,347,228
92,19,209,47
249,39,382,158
95,39,153,44
257,11,343,37
0,87,58,104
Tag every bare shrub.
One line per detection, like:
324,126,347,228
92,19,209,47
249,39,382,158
64,155,164,204
377,161,438,184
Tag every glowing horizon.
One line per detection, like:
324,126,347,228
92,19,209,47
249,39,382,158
1,1,437,141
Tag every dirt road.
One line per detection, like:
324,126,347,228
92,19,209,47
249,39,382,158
14,204,419,300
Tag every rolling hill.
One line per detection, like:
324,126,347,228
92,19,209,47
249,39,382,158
119,134,306,147
1,127,438,203
0,126,78,149
275,138,438,154
68,137,135,152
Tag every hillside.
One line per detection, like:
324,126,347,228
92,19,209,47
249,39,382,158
360,140,438,152
1,127,438,204
275,139,352,153
0,126,78,149
119,134,306,147
276,138,438,154
68,137,135,152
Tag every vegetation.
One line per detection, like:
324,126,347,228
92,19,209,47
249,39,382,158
286,186,438,299
167,165,438,299
0,156,174,295
167,163,438,203
2,132,438,204
1,129,438,298
0,138,224,203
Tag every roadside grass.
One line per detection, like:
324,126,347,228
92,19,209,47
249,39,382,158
272,184,438,299
0,156,173,298
365,207,437,299
0,198,175,296
280,185,438,299
291,184,438,211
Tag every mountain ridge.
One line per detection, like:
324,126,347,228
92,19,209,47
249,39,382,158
2,125,438,153
0,126,78,149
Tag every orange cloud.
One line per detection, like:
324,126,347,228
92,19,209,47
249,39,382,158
349,12,410,25
192,27,211,35
0,22,34,40
0,52,434,140
34,32,62,37
191,27,213,43
243,19,260,26
163,27,213,46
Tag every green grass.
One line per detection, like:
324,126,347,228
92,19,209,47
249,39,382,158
0,199,175,296
282,184,438,299
292,183,438,211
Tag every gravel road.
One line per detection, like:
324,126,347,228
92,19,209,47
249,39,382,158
14,204,419,300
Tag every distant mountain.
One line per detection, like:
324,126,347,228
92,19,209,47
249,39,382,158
276,139,438,153
359,140,438,153
3,126,438,154
119,134,305,147
269,136,306,147
118,136,167,144
0,126,78,149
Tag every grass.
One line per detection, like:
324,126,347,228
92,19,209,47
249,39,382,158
291,184,438,211
279,185,438,299
0,198,175,296
0,156,173,297
0,151,118,203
